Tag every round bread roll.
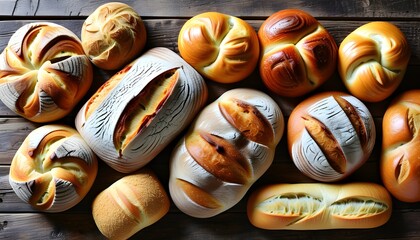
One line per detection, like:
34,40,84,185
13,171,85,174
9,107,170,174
258,9,338,97
75,47,208,173
0,22,93,123
169,88,284,218
178,12,259,83
247,182,392,230
92,168,170,240
338,22,411,102
81,2,147,70
287,91,375,182
381,89,420,202
9,124,98,212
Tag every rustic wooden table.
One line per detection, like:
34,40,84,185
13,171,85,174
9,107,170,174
0,0,419,239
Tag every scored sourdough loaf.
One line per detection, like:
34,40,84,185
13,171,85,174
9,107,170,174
247,182,392,230
92,168,170,240
169,88,284,218
75,47,208,173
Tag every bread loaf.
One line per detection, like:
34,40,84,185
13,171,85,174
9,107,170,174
258,9,337,97
75,47,208,173
381,89,420,202
8,124,97,212
288,91,375,182
169,88,284,218
0,22,93,122
81,2,147,70
247,182,392,230
92,168,170,240
178,12,259,83
338,22,411,102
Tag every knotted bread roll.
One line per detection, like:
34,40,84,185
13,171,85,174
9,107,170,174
9,124,97,212
338,22,411,102
75,47,208,173
178,12,259,83
247,182,392,230
81,2,147,70
0,22,93,122
288,92,375,182
258,9,338,97
381,89,420,202
169,88,284,218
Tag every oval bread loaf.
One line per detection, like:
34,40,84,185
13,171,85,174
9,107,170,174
247,182,392,230
75,47,208,173
169,88,284,218
9,124,98,212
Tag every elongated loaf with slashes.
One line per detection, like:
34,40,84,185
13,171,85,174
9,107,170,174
247,182,392,230
75,47,208,173
288,91,375,182
92,168,170,240
169,88,284,218
9,124,98,212
381,89,420,202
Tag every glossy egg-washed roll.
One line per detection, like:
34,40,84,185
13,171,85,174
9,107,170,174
247,182,392,230
75,47,208,173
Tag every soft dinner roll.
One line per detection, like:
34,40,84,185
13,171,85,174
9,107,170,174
247,182,392,230
81,2,147,70
0,22,93,122
169,88,284,218
338,22,411,102
92,168,170,240
288,91,375,182
75,47,208,173
178,12,259,83
381,89,420,202
9,124,98,212
258,9,338,97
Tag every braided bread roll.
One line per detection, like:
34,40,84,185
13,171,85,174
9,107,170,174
9,124,98,212
0,22,93,122
247,182,392,230
381,89,420,202
169,88,284,218
338,22,411,102
258,9,338,97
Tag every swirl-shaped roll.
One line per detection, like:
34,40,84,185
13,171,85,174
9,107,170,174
258,9,337,97
338,22,411,102
0,22,93,123
9,124,98,212
381,89,420,202
178,12,259,83
288,92,375,182
169,88,284,218
75,47,208,173
81,2,147,70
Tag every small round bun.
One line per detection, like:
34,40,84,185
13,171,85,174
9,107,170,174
81,2,147,70
287,91,375,182
381,89,420,202
178,12,259,83
258,9,338,97
338,22,411,102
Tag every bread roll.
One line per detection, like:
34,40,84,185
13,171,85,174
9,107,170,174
381,89,420,202
75,47,208,173
288,91,375,182
178,12,259,83
169,88,284,218
247,182,392,230
258,9,337,97
338,22,411,102
81,2,147,70
8,124,97,212
92,168,170,240
0,22,93,122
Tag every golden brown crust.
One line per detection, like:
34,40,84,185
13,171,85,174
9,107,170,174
176,179,221,209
